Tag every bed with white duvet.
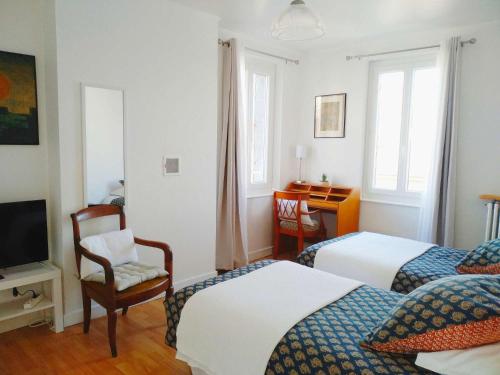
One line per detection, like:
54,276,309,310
165,260,435,375
297,232,467,293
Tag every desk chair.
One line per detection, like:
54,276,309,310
273,191,326,258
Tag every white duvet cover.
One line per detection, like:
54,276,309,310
176,261,363,375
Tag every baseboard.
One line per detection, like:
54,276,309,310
63,270,218,327
64,303,107,327
173,271,217,291
249,246,273,262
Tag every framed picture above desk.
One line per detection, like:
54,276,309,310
285,181,360,237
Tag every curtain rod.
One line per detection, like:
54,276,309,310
218,39,300,65
346,38,476,61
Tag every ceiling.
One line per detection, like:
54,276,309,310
172,0,500,50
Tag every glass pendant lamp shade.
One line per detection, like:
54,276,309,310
272,0,325,41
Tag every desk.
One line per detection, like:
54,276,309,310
285,181,360,236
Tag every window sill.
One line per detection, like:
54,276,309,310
246,192,273,199
361,197,421,209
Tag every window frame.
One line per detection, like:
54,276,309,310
363,54,438,206
245,56,279,197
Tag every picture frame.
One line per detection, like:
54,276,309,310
314,93,346,138
0,50,39,145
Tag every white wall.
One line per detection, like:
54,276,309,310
43,0,63,270
454,21,500,249
53,0,219,324
293,21,500,247
0,0,51,332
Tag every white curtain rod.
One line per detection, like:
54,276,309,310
218,39,300,65
346,38,476,61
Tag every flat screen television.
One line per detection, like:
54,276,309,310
0,200,49,269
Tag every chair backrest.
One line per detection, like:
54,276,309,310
70,205,126,273
273,191,309,226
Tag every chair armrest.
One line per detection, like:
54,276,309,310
300,209,320,215
301,209,325,232
77,245,115,287
134,237,173,277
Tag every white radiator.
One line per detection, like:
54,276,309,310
484,201,500,241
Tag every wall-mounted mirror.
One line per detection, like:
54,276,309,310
82,85,125,207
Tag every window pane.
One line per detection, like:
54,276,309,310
407,67,439,192
373,71,404,190
250,73,270,184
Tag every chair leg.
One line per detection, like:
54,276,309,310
321,225,327,240
107,309,118,357
165,288,173,300
273,232,280,259
82,286,91,334
122,307,128,316
297,234,304,256
319,212,326,240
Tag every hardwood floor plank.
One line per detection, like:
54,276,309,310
0,299,190,375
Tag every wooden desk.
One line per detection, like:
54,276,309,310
480,194,500,201
285,182,360,236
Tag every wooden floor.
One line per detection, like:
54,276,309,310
0,299,190,375
0,249,299,375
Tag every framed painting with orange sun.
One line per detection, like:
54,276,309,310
0,51,39,145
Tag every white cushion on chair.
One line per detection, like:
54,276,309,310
277,199,315,226
84,262,168,291
79,228,138,279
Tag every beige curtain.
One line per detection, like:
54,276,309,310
418,37,461,246
216,39,248,270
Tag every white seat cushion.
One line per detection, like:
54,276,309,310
79,228,138,279
84,261,168,291
280,219,320,232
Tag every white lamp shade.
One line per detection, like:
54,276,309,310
296,145,307,159
272,0,325,41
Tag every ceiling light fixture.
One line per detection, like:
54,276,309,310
271,0,325,41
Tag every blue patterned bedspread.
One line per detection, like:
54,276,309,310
165,260,433,374
297,233,466,294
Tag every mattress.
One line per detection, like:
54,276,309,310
297,233,465,294
165,260,433,374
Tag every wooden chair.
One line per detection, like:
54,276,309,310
70,205,173,357
273,191,326,258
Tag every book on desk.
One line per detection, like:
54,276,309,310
285,181,360,237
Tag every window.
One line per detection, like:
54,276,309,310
246,57,277,196
364,56,439,205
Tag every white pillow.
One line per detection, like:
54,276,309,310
79,228,138,279
110,185,125,196
278,199,315,226
415,342,500,375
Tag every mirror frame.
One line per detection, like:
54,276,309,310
81,83,127,208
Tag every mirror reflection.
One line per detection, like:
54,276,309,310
82,85,125,207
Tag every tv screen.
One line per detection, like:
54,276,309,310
0,200,49,268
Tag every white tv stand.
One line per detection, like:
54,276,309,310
0,262,63,333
